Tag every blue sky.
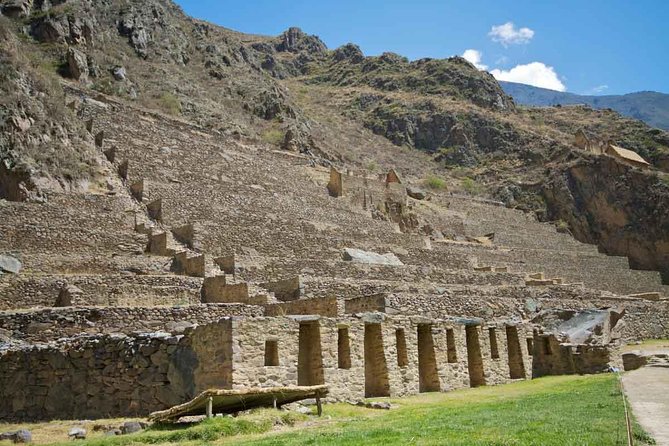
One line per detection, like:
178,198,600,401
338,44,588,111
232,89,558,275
175,0,669,95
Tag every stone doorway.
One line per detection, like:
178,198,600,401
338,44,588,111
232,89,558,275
506,326,526,379
466,325,486,387
364,323,390,398
298,321,324,386
417,324,440,392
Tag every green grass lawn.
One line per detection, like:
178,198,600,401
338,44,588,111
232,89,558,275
230,374,651,446
3,374,653,446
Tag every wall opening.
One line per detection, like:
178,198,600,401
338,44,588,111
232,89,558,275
264,340,279,366
527,338,534,356
543,337,553,355
506,326,526,379
465,325,486,387
338,327,351,369
417,324,441,392
489,328,500,359
446,328,458,363
364,323,390,398
298,321,325,386
396,328,409,367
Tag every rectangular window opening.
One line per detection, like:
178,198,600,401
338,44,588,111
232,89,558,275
446,328,458,363
264,340,279,366
338,327,351,369
489,327,500,359
396,328,409,367
543,337,553,355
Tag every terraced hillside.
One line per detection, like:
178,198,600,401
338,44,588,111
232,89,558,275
0,0,668,425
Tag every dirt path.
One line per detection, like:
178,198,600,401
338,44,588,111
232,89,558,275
622,366,669,446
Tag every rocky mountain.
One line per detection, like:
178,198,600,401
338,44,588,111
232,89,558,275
500,81,669,131
0,0,668,281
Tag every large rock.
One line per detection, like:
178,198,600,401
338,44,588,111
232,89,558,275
0,430,32,443
68,428,86,440
406,186,427,200
66,47,89,81
342,248,403,266
0,0,32,18
0,255,21,274
120,421,144,435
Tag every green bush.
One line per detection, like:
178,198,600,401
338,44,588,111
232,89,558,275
158,92,181,115
261,128,284,146
461,177,482,195
424,175,447,190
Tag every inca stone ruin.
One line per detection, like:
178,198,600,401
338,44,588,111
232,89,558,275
1,90,668,422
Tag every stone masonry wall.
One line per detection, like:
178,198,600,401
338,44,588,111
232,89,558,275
264,296,338,317
0,304,263,343
0,315,533,420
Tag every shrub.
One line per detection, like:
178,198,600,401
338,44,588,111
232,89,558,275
158,92,181,115
261,128,284,146
424,175,447,190
461,177,482,195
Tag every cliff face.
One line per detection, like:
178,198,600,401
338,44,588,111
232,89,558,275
543,155,669,282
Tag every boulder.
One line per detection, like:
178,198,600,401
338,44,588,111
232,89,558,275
406,186,427,200
0,255,21,274
120,421,144,435
56,284,84,307
342,248,403,266
112,66,127,81
0,0,33,18
68,428,86,440
66,47,89,81
0,430,32,443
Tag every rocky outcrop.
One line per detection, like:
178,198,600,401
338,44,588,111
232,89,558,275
543,155,669,282
66,47,89,80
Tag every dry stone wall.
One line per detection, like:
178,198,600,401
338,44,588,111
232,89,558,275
0,304,263,343
0,314,532,420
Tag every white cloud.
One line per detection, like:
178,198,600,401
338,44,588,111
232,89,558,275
489,22,535,46
462,49,488,70
586,84,609,95
490,62,566,91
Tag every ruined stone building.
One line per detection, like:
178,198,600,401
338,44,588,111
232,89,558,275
574,129,651,169
1,90,668,421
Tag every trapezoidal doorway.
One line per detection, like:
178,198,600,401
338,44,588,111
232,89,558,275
465,325,486,387
298,321,324,386
417,324,440,392
506,326,526,379
364,323,390,398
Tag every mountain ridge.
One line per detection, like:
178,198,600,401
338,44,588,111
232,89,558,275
500,81,669,131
